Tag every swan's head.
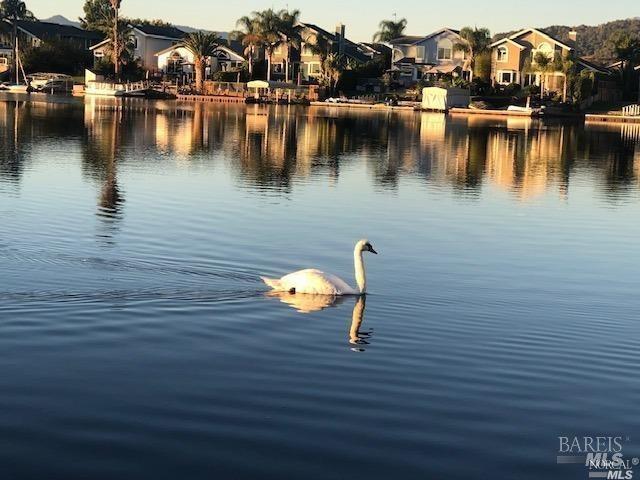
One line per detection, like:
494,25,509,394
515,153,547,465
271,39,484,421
356,239,377,255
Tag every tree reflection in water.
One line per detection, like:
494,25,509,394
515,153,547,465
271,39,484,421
2,95,640,210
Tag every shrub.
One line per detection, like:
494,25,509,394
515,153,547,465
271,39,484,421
503,82,521,96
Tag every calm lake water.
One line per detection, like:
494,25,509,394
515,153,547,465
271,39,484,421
1,93,640,479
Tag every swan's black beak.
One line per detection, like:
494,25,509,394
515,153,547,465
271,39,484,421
369,246,378,254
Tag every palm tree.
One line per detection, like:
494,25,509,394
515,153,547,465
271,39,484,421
102,22,136,75
454,27,491,81
306,33,332,66
532,51,554,100
180,31,221,93
277,9,301,83
321,53,345,94
0,0,36,83
553,52,576,103
109,0,121,79
253,9,282,81
232,15,261,79
373,18,407,43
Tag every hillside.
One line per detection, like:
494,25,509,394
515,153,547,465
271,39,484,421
493,17,640,65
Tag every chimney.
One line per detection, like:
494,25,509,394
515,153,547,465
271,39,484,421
336,23,346,55
568,30,577,46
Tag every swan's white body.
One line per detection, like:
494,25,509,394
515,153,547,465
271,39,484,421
261,239,377,296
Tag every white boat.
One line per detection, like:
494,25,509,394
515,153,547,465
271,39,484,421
28,73,74,93
4,84,29,93
85,80,150,97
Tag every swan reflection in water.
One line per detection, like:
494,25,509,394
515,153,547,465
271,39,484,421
266,292,373,351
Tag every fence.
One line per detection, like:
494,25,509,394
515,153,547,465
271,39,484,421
622,104,640,116
202,81,247,97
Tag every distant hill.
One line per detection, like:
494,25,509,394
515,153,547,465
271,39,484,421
41,15,81,28
42,14,227,39
493,17,640,65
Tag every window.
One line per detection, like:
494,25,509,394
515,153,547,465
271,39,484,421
0,57,6,65
167,51,183,74
302,43,314,56
498,70,515,84
437,40,453,60
274,44,282,54
497,46,508,62
533,42,553,62
308,62,321,75
523,74,537,87
415,46,425,62
273,63,283,73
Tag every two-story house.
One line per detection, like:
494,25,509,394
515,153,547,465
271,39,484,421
91,24,186,72
269,22,372,83
489,27,608,94
388,28,470,85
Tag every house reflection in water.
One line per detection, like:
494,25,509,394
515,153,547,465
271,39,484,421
4,97,640,211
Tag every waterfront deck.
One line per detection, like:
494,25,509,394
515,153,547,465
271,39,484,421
584,113,640,124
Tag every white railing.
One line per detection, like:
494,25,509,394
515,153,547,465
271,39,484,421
88,81,149,92
622,104,640,116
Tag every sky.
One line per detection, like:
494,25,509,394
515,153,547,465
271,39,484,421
26,0,640,42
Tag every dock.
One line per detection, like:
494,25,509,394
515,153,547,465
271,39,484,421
584,113,640,124
176,94,246,104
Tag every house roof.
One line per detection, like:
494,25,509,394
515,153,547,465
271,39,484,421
13,20,103,41
225,39,246,57
607,60,640,71
296,22,370,63
424,64,462,74
360,42,391,56
423,27,461,40
387,35,425,46
132,24,186,39
577,57,610,75
506,27,574,51
299,23,336,41
490,37,527,49
388,28,463,46
155,42,246,61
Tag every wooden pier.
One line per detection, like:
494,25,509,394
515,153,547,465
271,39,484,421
176,94,247,104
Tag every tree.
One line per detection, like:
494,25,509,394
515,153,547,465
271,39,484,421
253,9,282,81
232,15,261,79
609,30,640,99
179,31,221,92
321,53,346,94
22,39,93,75
109,0,122,79
0,0,36,83
79,0,112,32
454,27,491,81
305,32,332,66
100,21,136,76
532,51,554,100
373,18,407,43
553,52,577,103
277,9,301,83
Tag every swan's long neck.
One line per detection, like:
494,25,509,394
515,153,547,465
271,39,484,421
354,247,366,294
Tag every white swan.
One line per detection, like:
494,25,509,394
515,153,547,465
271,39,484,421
261,239,377,295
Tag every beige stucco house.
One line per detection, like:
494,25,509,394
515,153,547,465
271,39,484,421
489,28,607,92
